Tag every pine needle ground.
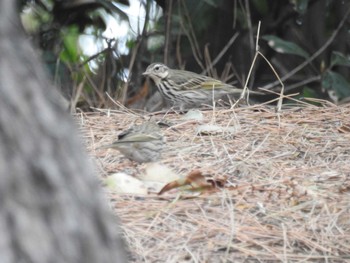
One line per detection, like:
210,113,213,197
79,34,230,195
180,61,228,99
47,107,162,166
77,103,350,262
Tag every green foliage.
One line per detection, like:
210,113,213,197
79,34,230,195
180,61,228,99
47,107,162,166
330,51,350,68
19,0,350,109
322,50,350,100
302,86,319,98
262,35,310,59
19,0,136,110
291,86,320,106
322,71,350,99
59,26,80,63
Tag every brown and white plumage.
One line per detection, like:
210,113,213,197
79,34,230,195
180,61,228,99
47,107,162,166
143,63,259,109
98,121,165,163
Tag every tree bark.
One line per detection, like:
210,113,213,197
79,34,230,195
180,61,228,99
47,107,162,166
0,1,127,262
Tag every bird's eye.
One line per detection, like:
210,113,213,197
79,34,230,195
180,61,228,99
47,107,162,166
155,66,160,71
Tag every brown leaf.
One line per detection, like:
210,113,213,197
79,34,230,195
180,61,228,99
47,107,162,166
157,178,187,195
158,170,215,195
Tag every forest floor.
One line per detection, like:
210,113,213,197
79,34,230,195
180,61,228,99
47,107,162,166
78,101,350,262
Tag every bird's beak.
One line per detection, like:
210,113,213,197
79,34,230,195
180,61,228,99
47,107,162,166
142,70,149,76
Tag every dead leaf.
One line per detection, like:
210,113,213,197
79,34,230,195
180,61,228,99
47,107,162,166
158,170,217,195
140,163,181,183
105,173,147,195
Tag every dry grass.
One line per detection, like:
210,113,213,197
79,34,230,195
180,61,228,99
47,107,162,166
77,102,350,262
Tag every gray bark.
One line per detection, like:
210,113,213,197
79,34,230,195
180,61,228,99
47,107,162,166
0,1,127,262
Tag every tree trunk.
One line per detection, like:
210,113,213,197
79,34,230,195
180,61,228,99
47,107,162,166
0,1,127,262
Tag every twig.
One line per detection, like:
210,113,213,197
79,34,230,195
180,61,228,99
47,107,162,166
121,0,151,105
201,33,240,75
70,76,85,112
76,44,113,69
164,0,174,65
84,66,106,103
245,0,254,60
284,75,321,92
104,92,144,118
256,51,285,111
204,45,215,78
176,29,183,66
179,0,204,70
232,21,285,112
262,6,350,90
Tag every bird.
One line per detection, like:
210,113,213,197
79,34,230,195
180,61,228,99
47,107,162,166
142,62,261,110
97,121,165,163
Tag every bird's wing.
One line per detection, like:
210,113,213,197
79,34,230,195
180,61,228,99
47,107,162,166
169,70,232,91
118,133,161,143
200,79,231,90
97,133,161,150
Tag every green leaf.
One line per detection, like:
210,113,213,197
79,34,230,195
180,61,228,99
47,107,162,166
322,71,350,99
302,86,319,98
262,35,310,59
60,26,80,63
330,51,350,67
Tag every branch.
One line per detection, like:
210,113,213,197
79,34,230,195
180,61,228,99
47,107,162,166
262,6,350,90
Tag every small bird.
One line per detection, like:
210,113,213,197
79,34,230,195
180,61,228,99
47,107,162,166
143,63,260,109
97,121,165,163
